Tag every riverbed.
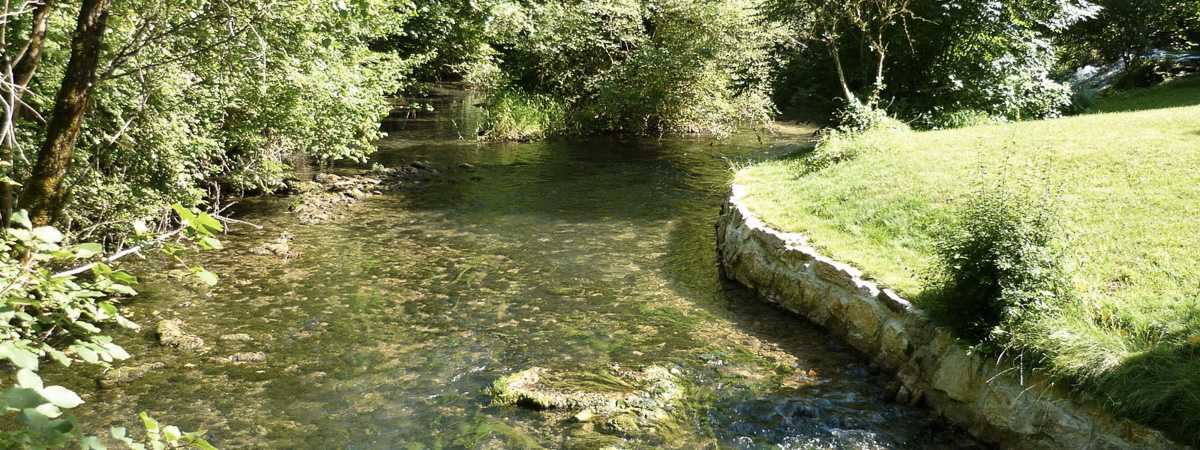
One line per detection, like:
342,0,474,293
57,89,984,449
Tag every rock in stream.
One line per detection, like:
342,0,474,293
490,365,683,435
155,319,206,353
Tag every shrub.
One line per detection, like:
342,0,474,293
927,171,1070,350
0,207,221,448
1113,59,1171,90
832,101,896,133
926,109,1004,130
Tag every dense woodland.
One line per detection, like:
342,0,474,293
0,0,1196,447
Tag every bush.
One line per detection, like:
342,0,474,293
0,207,221,448
927,172,1070,349
926,109,1004,130
1113,59,1170,90
832,101,897,132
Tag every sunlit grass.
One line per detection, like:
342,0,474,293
735,77,1200,443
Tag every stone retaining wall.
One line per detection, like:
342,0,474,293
716,185,1183,449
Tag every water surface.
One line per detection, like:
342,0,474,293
59,89,983,449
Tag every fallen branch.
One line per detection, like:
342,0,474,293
51,203,260,278
53,226,185,278
214,213,261,230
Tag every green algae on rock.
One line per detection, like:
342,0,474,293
98,362,167,388
490,365,683,434
155,319,206,353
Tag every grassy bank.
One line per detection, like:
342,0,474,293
734,77,1200,443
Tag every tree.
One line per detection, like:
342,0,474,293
763,0,912,108
0,0,55,226
766,0,1101,126
20,0,113,227
1061,0,1200,66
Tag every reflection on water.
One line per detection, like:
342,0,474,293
54,88,984,449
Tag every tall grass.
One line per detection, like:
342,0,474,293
477,89,568,142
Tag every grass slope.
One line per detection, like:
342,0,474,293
736,76,1200,442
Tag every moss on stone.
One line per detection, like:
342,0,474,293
490,365,684,437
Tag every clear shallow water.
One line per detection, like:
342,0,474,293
54,89,985,449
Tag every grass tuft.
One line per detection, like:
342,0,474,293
477,89,568,142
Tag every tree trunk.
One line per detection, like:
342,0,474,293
870,38,887,106
13,1,55,89
2,0,56,227
19,0,111,227
830,44,857,105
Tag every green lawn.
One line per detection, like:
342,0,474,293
736,76,1200,443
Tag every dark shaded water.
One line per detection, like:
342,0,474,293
57,89,983,449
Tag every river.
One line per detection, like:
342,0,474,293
58,88,984,449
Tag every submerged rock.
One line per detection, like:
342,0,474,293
219,333,254,342
287,163,448,223
220,352,267,363
98,362,166,388
289,173,383,224
490,365,683,435
249,232,297,258
155,319,206,353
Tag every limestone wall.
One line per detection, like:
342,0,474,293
716,185,1183,449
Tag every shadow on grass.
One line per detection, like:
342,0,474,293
920,280,1200,446
1090,75,1200,113
1092,342,1200,446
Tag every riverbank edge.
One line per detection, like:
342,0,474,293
715,184,1183,449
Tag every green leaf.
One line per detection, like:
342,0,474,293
91,262,113,277
116,315,141,330
193,268,219,286
20,405,60,428
7,228,32,242
98,302,119,319
17,368,43,390
185,435,218,450
80,435,107,450
140,411,166,450
162,425,182,442
74,321,101,334
72,343,100,364
10,210,31,229
34,402,62,419
32,226,64,243
140,411,160,433
108,283,138,296
109,271,139,285
39,385,84,408
74,243,104,259
1,387,46,409
194,213,223,235
100,342,131,361
171,203,197,226
43,346,72,367
0,341,40,370
199,236,223,250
